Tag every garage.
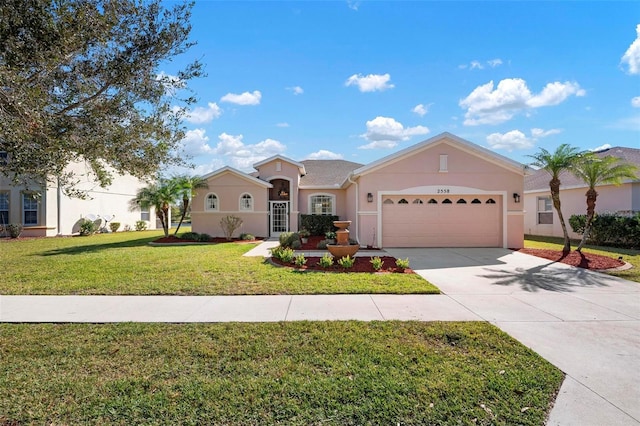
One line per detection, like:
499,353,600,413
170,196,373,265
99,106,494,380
381,194,502,247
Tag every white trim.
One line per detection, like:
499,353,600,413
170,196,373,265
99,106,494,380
192,210,269,215
239,192,253,211
253,155,306,175
524,179,637,194
357,211,378,216
376,186,508,248
298,184,342,189
204,192,219,211
308,193,336,216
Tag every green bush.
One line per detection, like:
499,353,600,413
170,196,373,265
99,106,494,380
290,239,302,250
294,254,307,267
278,247,296,263
135,220,148,231
318,253,334,268
6,223,22,238
337,255,354,269
569,213,640,249
395,258,410,271
79,218,98,236
109,222,121,232
370,256,384,271
239,233,255,241
220,215,243,240
180,232,200,241
197,233,211,242
316,240,329,249
299,214,339,236
279,232,300,249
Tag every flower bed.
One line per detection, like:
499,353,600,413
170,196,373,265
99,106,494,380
518,248,625,270
270,255,413,274
152,235,262,244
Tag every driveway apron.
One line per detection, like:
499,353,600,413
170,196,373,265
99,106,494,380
386,247,640,426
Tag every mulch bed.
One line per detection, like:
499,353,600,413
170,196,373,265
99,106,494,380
270,256,413,274
300,235,380,250
518,248,625,270
152,235,263,244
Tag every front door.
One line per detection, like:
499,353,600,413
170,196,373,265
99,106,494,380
269,201,289,236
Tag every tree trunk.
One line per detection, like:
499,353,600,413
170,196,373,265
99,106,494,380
576,188,598,252
174,195,189,235
550,177,571,255
161,203,170,237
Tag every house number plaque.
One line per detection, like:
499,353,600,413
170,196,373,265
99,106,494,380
436,188,450,194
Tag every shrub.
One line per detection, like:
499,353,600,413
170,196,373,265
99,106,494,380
180,232,199,240
79,218,98,236
197,233,211,242
569,213,640,249
220,215,243,240
123,224,132,232
278,247,296,263
299,214,339,236
316,239,329,250
279,232,300,249
298,228,310,238
294,254,307,267
370,256,384,271
395,258,410,271
337,255,354,269
239,233,255,241
318,253,334,268
325,231,337,240
7,223,22,238
290,239,302,250
270,246,283,259
135,220,148,231
109,222,121,232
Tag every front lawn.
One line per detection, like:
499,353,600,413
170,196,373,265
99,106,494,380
0,321,563,425
525,235,640,283
0,231,436,295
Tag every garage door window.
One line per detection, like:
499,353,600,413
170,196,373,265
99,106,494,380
428,199,437,204
383,198,394,204
442,198,452,204
537,196,553,224
486,198,496,204
412,199,423,204
398,198,408,204
471,198,481,204
457,199,467,204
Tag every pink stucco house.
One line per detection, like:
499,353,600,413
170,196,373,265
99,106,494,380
524,146,640,238
191,132,527,248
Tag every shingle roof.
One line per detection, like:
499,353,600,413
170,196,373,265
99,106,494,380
525,146,640,192
299,160,364,187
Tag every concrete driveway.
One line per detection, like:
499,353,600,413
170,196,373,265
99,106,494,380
386,247,640,426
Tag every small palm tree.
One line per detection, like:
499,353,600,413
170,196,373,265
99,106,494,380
528,144,583,255
173,175,208,235
571,154,638,252
131,178,180,237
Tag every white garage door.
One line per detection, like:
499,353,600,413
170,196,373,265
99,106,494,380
381,195,502,247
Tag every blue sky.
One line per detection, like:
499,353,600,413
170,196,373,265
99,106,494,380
164,1,640,175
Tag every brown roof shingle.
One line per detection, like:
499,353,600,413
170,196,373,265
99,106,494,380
299,160,364,187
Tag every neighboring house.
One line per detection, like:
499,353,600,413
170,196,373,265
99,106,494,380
524,146,640,238
0,158,156,237
192,132,527,248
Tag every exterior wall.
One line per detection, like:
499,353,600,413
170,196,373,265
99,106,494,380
191,172,269,238
297,189,348,218
524,184,634,238
0,161,155,237
256,159,302,233
355,140,524,248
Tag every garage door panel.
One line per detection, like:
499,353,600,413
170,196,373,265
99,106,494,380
382,195,501,247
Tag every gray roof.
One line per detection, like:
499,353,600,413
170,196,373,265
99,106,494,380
299,160,364,187
525,146,640,192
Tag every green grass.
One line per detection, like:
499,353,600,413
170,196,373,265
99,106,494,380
0,230,436,295
0,321,563,425
525,235,640,283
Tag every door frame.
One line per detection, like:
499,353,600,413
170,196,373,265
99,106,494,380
269,200,290,237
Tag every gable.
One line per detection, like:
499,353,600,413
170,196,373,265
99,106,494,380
202,167,272,189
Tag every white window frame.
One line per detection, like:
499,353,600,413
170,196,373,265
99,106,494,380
439,154,448,172
205,193,219,211
140,206,150,222
309,193,336,216
239,193,253,211
0,191,9,225
537,196,553,224
22,192,39,226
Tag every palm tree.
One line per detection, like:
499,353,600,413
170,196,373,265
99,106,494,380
131,178,180,237
571,154,638,252
528,144,583,255
173,174,208,235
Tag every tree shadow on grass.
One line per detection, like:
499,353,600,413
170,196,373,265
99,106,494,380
36,235,161,256
480,261,616,293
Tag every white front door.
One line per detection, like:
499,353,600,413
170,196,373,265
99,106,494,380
269,201,289,236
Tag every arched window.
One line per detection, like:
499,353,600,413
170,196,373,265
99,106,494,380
471,198,481,204
412,199,424,204
205,193,219,211
442,198,452,204
457,199,467,204
398,198,409,204
239,193,253,211
486,198,496,204
427,198,437,204
383,198,394,204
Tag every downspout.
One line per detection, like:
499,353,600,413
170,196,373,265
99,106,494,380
347,173,359,242
57,177,62,236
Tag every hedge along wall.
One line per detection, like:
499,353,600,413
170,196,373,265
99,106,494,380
569,212,640,249
299,214,339,236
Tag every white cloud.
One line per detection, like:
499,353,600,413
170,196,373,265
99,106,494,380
621,24,640,74
459,59,504,70
307,150,344,160
590,143,612,152
287,86,304,95
359,116,429,149
183,102,222,124
412,103,430,116
276,122,290,128
486,130,534,151
180,128,213,156
460,78,585,125
347,1,360,11
531,128,562,138
211,133,287,171
345,73,394,92
487,58,503,68
632,96,640,108
470,60,484,70
220,90,262,105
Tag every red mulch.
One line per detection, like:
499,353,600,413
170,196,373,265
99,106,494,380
270,255,413,274
300,235,380,250
152,235,262,244
518,248,625,270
